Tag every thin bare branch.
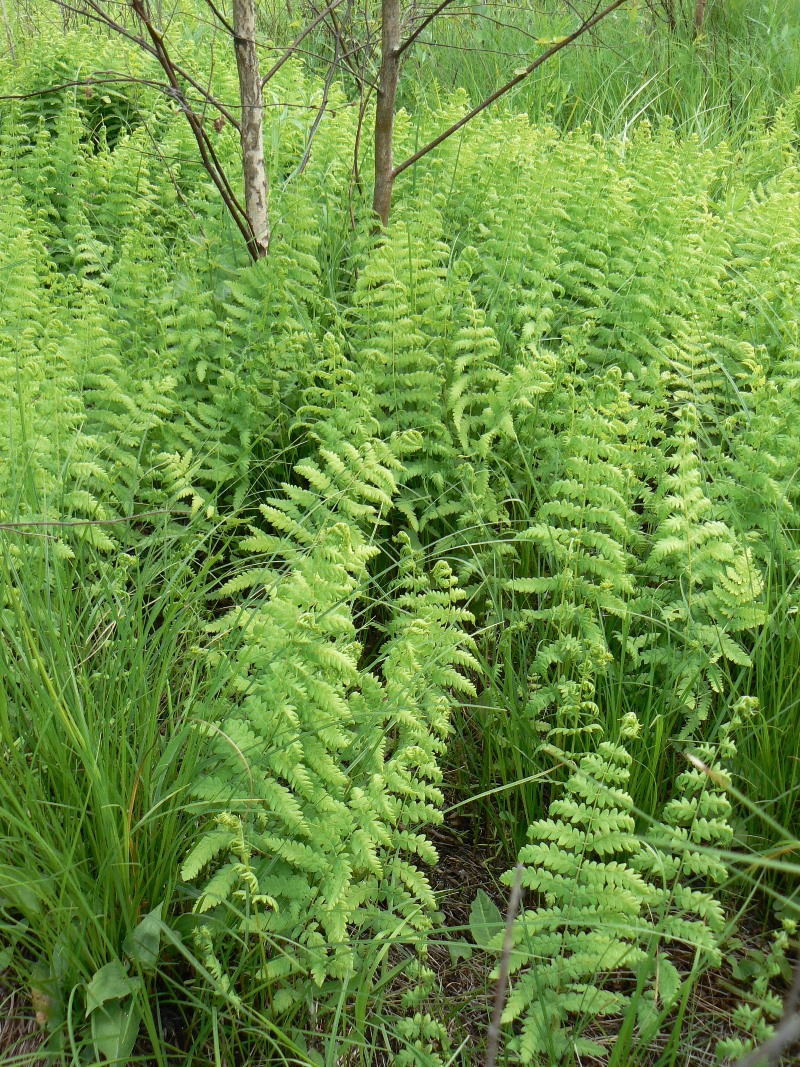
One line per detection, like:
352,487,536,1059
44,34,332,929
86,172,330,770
349,79,373,227
200,0,234,38
411,6,548,46
129,0,256,255
397,0,459,57
485,864,524,1067
288,30,340,182
54,0,241,129
0,71,166,99
321,0,375,87
260,0,344,87
0,0,15,62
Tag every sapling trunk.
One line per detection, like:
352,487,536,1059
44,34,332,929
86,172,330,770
233,0,270,257
372,0,401,227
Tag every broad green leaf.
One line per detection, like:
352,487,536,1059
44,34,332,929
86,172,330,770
469,890,504,949
31,961,65,1031
122,903,163,971
732,951,766,982
0,942,13,974
91,997,142,1063
447,940,474,965
0,864,47,919
85,960,140,1015
0,918,26,974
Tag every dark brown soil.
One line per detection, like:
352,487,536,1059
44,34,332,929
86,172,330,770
424,819,507,1049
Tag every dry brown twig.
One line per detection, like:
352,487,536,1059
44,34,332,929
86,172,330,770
485,863,523,1067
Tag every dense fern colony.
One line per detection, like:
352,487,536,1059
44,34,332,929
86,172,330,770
2,26,800,1065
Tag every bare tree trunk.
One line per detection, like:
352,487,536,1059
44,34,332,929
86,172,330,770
233,0,270,258
0,0,16,62
694,0,709,31
372,0,400,227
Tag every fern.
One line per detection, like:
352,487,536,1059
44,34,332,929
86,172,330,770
716,918,797,1063
3,38,800,1059
184,341,473,1000
498,716,661,1064
642,407,766,737
499,710,734,1063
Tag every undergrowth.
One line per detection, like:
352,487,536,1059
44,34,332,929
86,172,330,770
1,7,800,1066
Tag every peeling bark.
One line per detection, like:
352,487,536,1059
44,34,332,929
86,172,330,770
233,0,270,258
372,0,400,228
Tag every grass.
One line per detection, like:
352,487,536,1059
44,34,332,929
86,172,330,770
262,1,800,145
0,513,236,1064
401,0,800,143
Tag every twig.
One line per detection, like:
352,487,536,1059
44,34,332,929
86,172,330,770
485,863,524,1067
349,77,373,228
288,31,340,182
0,71,167,100
55,0,241,129
260,0,344,87
0,0,16,61
317,0,362,86
397,0,459,57
200,0,234,38
411,7,548,47
129,0,256,256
